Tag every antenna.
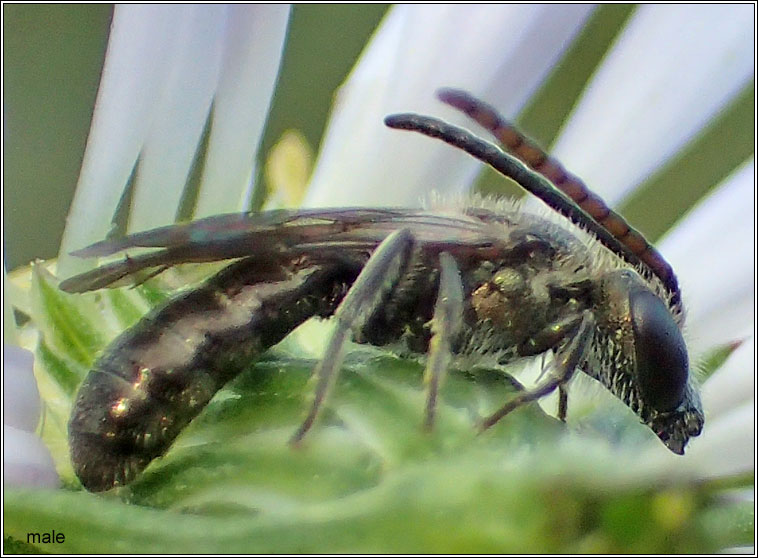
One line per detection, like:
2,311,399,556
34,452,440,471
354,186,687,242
385,104,681,314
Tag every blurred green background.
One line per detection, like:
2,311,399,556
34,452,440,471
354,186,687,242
3,5,753,271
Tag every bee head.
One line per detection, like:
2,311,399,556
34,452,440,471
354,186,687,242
591,270,704,453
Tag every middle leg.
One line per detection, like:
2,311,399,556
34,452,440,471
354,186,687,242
423,251,464,430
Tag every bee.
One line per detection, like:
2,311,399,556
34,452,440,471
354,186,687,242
62,89,703,492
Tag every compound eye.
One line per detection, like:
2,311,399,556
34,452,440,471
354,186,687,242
630,289,688,412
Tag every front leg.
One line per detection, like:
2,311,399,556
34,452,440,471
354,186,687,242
479,310,595,431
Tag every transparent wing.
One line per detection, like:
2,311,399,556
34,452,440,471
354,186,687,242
60,207,498,293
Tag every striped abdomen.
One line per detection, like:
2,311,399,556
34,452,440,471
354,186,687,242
68,256,354,491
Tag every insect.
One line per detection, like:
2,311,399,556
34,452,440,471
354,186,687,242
63,89,703,492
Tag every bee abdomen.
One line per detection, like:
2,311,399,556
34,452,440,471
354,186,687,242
69,257,354,491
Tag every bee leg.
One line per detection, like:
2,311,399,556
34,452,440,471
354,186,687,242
558,385,568,422
290,228,415,446
479,310,595,431
423,252,464,431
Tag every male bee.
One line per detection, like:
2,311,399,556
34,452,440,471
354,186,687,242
63,89,703,492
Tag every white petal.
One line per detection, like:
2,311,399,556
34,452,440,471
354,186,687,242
3,425,59,488
129,6,227,233
304,4,594,208
194,5,290,218
702,337,754,420
643,400,754,479
660,158,755,350
684,401,754,479
552,5,754,205
721,547,756,555
59,6,289,273
3,265,17,344
60,6,210,271
3,345,40,432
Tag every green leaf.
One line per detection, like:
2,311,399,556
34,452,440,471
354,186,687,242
29,263,107,366
698,340,746,382
698,494,755,549
4,450,731,553
3,535,46,554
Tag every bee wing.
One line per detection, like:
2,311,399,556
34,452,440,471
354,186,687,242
60,208,496,293
69,209,398,257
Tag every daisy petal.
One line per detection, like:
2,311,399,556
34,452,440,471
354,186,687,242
660,158,754,350
702,337,754,420
3,266,18,344
643,400,754,480
193,5,290,218
551,4,754,205
60,6,218,270
684,401,754,479
304,4,594,207
3,425,59,489
59,6,289,273
3,345,40,433
127,6,228,233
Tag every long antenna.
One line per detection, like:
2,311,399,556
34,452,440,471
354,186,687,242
384,110,681,313
436,88,681,313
